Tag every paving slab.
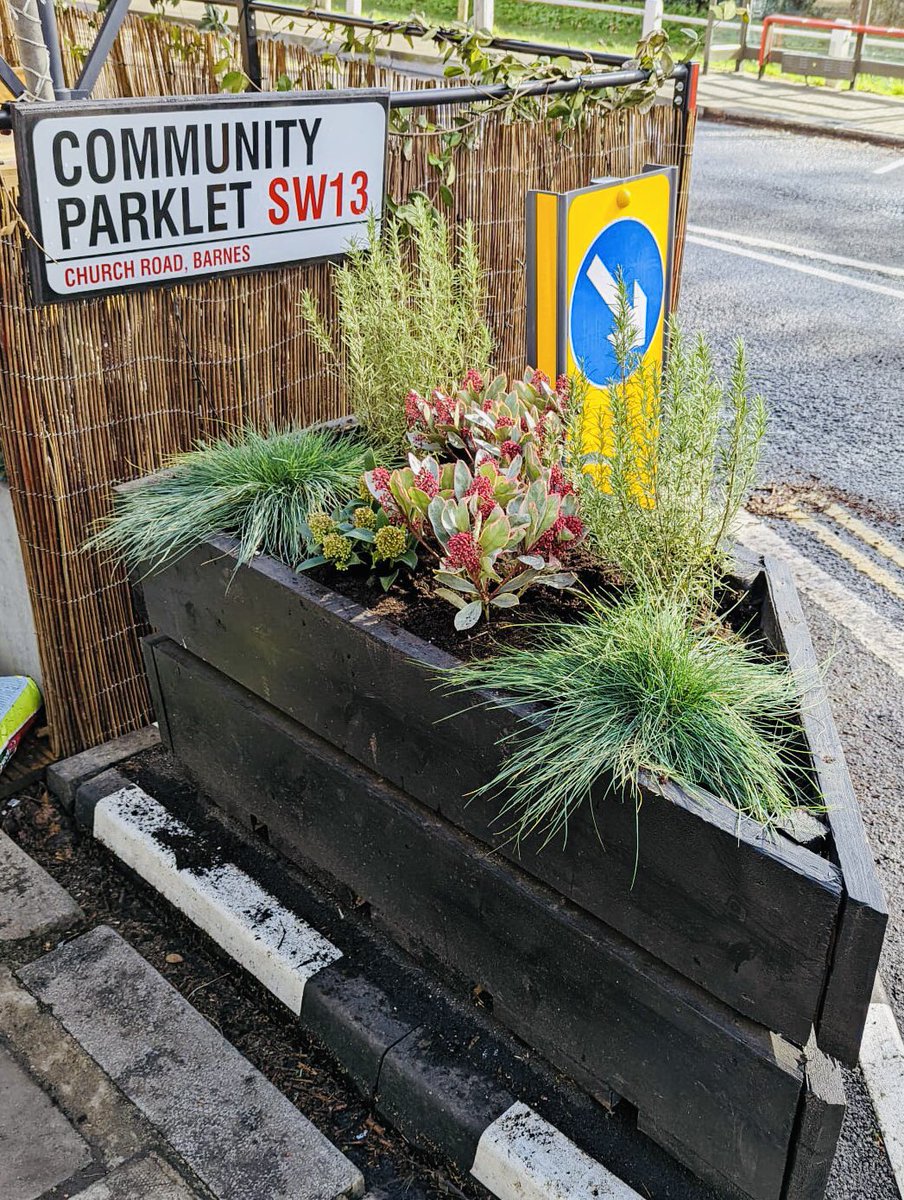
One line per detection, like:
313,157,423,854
0,830,82,945
697,73,904,145
69,1152,203,1200
17,926,364,1200
0,1043,92,1200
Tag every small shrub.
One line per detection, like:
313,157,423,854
90,425,370,576
359,370,584,627
301,498,418,591
301,198,493,450
443,592,803,838
574,285,767,602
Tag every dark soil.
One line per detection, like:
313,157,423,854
0,784,479,1200
310,545,623,661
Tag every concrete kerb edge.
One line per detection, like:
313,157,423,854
697,103,904,149
47,726,161,812
70,768,646,1200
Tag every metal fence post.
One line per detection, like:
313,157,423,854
35,0,68,98
473,0,494,31
642,0,664,37
238,0,262,90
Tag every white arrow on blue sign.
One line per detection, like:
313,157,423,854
568,218,665,388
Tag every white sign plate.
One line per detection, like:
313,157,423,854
12,91,389,305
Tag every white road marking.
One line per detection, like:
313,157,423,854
687,223,904,280
94,785,342,1013
471,1102,641,1200
587,255,647,350
735,512,904,680
859,979,904,1194
874,158,904,175
687,235,904,302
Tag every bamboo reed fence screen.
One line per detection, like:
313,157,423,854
0,8,697,755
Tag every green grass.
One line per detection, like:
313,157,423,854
442,590,804,842
362,0,650,53
89,425,372,576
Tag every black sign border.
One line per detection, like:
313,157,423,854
11,89,391,308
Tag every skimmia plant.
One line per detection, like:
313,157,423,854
353,369,583,627
443,592,803,840
90,425,370,576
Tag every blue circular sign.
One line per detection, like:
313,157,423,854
569,218,664,388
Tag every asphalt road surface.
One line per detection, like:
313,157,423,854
680,122,904,1199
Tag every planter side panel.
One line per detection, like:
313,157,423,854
141,544,841,1047
148,634,817,1200
760,558,887,1065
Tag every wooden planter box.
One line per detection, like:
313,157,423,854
138,535,886,1200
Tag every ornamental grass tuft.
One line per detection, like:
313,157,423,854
89,425,371,576
443,591,804,842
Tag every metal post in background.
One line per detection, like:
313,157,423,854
34,0,67,97
473,0,494,32
238,0,262,90
642,0,664,37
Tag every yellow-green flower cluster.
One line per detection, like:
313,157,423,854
374,525,407,562
307,511,335,544
321,532,353,569
352,506,376,530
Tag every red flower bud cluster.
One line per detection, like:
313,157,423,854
549,464,575,497
405,390,422,427
414,468,439,498
500,440,522,462
445,531,481,575
461,368,485,392
465,474,497,519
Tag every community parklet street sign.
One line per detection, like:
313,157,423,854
12,91,389,306
526,169,677,474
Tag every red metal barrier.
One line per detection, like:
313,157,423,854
758,14,904,71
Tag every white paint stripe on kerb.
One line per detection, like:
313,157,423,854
859,982,904,1193
687,235,904,302
687,223,904,280
93,785,342,1013
471,1102,642,1200
735,512,904,681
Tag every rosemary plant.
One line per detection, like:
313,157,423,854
301,197,493,450
574,283,767,603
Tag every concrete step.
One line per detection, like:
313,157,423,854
0,829,82,947
17,926,364,1200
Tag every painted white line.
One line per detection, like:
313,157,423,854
860,981,904,1193
735,512,904,680
687,235,904,302
687,223,904,280
471,1102,641,1200
789,509,904,606
874,158,904,175
94,785,342,1013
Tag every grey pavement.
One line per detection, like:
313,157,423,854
0,829,82,947
697,72,904,144
0,899,363,1200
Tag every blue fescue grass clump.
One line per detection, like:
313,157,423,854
89,425,371,576
443,591,804,841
